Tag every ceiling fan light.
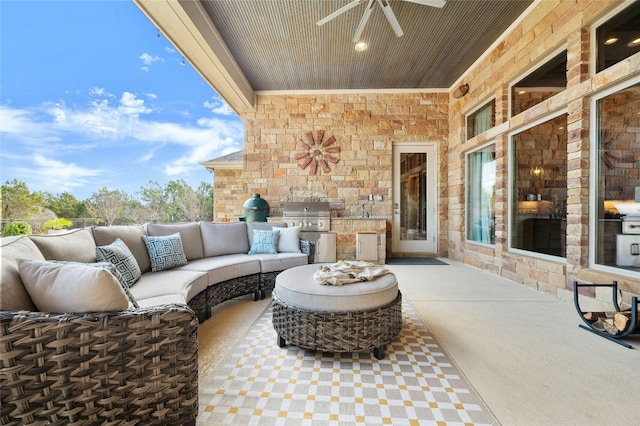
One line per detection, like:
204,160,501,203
355,41,368,51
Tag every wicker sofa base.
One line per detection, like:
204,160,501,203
187,289,208,322
0,305,198,425
206,274,262,316
271,290,402,360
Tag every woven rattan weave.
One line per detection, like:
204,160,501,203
0,305,198,425
272,290,402,359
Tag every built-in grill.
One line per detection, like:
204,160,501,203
283,202,336,263
283,202,331,231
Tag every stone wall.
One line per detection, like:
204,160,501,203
219,92,449,257
449,0,640,305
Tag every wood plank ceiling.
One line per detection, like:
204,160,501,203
199,0,534,91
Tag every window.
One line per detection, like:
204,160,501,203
593,81,640,272
466,144,496,244
512,50,567,116
511,114,567,257
467,100,495,139
595,2,640,73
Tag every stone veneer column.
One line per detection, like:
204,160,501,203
564,26,592,290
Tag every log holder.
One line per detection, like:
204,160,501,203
573,281,639,348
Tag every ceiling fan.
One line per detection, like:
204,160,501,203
317,0,446,43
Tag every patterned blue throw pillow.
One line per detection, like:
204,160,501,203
142,232,188,272
248,229,280,254
96,238,142,287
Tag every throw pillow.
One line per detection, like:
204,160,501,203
248,229,280,254
274,225,301,253
17,258,130,313
52,261,139,309
142,233,188,272
95,238,141,287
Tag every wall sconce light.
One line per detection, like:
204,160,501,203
452,83,469,99
530,165,545,178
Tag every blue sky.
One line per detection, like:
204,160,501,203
0,0,244,200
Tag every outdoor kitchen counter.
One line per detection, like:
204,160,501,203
332,217,388,264
268,216,389,263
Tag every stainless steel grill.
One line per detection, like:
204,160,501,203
282,202,331,232
283,202,335,263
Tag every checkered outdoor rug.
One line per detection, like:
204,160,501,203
198,300,496,425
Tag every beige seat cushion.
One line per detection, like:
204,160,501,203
274,264,398,312
129,269,208,305
247,253,309,273
179,255,261,285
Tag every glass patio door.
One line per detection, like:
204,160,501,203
393,143,437,253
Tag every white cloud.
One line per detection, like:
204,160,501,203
1,90,243,196
8,153,104,193
118,92,151,116
203,96,235,116
139,53,163,71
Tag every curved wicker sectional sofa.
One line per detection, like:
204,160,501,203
0,221,312,425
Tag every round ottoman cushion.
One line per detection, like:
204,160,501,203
274,264,398,312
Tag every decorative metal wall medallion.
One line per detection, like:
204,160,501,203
294,130,340,174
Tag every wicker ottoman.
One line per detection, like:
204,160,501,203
272,264,402,359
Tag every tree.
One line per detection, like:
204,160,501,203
85,187,128,226
0,179,44,219
137,181,167,223
123,199,149,225
164,180,185,222
197,182,214,221
44,191,87,218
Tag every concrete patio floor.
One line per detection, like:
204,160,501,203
393,260,640,426
198,259,640,425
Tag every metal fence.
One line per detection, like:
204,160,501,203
1,218,98,235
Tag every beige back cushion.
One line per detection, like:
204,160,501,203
92,225,151,273
0,236,43,311
29,229,96,263
147,222,204,261
200,222,249,257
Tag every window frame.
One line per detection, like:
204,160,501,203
589,74,640,278
508,46,567,119
465,141,497,247
590,0,640,76
465,98,496,140
508,108,568,262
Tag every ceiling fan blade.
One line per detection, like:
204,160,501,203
377,0,404,37
402,0,446,8
352,0,375,42
317,0,365,26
